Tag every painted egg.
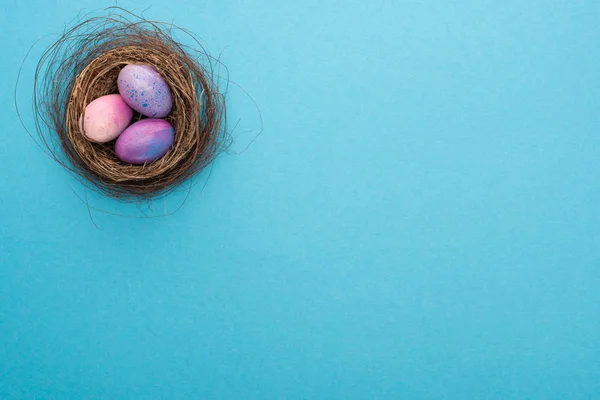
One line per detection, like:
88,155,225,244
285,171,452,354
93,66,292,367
80,94,133,143
117,64,173,118
115,119,175,164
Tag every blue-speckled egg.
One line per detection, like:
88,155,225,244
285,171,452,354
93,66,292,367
117,64,173,118
115,119,175,164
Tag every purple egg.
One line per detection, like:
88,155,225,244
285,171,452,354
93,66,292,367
117,64,173,118
115,119,175,164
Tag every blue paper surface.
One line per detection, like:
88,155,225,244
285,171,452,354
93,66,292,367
1,1,600,398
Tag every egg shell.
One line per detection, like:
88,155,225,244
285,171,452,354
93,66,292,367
115,119,175,164
117,64,173,118
80,94,133,143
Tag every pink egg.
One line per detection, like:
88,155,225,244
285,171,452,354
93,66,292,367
117,64,173,118
115,119,175,164
80,94,133,143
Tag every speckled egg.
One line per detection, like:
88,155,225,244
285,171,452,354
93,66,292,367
80,94,133,143
117,64,173,118
115,119,175,164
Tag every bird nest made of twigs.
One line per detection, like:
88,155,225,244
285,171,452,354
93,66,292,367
31,9,226,199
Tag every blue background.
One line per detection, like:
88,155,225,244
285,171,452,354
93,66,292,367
2,0,600,398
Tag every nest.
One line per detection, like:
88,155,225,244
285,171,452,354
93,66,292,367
32,9,226,199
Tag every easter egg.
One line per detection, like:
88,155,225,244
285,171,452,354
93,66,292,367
117,64,173,118
115,119,175,164
80,94,133,143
